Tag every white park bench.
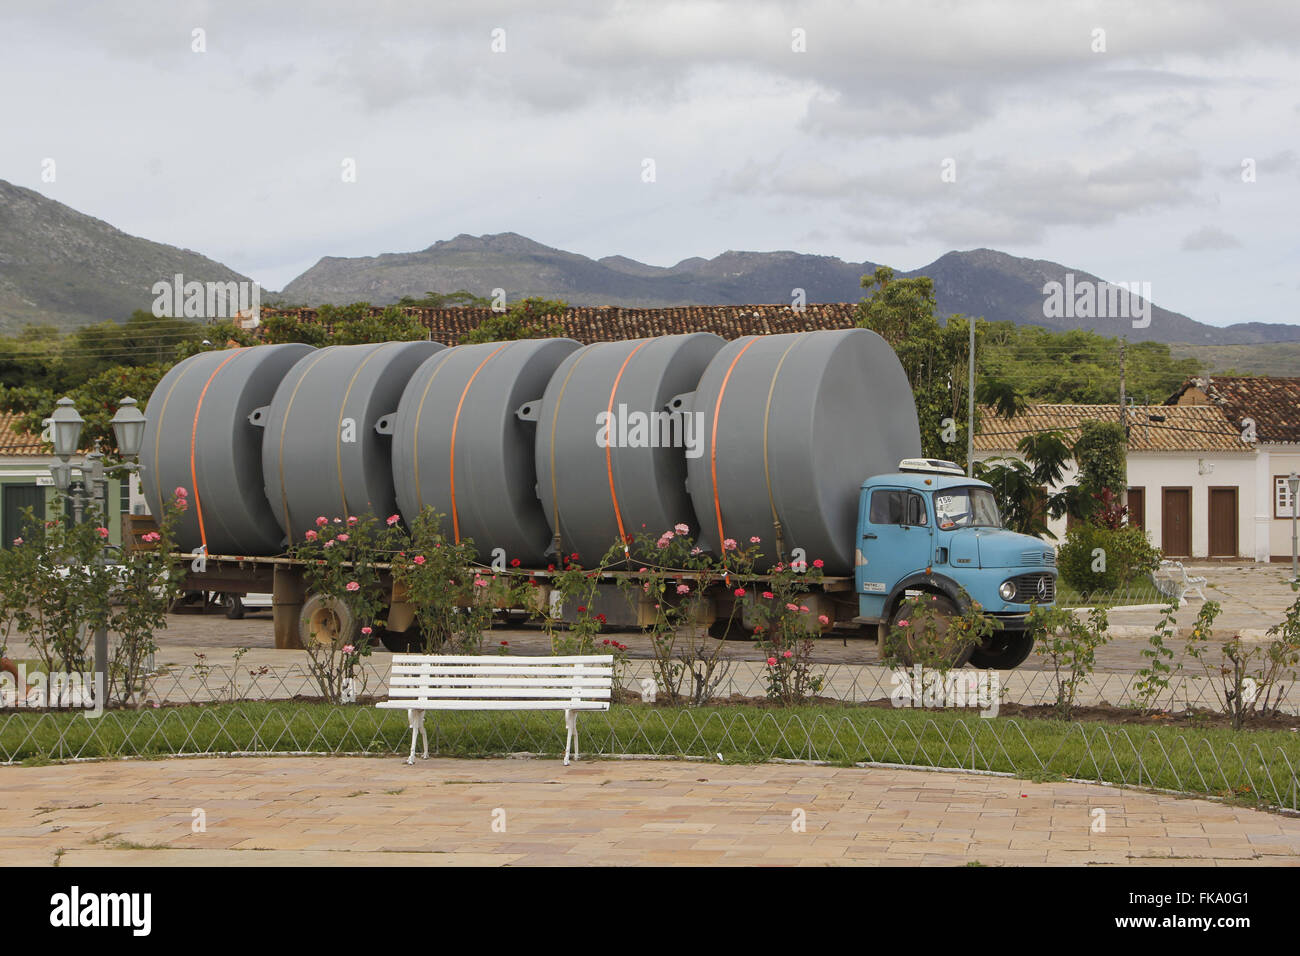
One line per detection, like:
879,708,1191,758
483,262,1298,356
1154,559,1208,602
376,655,614,766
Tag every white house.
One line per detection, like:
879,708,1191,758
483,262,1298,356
973,402,1259,559
1166,376,1300,563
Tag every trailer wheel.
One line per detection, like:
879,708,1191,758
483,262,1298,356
708,616,752,641
968,630,1035,670
377,626,422,653
884,594,975,668
298,593,357,648
223,594,245,620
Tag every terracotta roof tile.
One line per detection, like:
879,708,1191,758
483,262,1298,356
975,403,1250,453
1168,376,1300,444
262,304,862,345
0,411,47,456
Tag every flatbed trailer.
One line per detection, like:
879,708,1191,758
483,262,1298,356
167,551,861,650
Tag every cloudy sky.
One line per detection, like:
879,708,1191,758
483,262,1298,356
2,0,1297,326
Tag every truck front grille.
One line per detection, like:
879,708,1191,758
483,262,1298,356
1010,573,1056,603
1021,550,1056,567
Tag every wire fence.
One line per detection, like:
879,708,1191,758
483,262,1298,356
112,655,1300,717
2,701,1297,811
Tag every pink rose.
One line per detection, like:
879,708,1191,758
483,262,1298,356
749,536,761,544
734,587,746,597
812,559,824,568
347,516,358,525
766,657,777,667
341,644,355,655
674,523,689,534
361,626,372,636
96,527,109,539
174,486,187,498
723,538,737,551
782,650,793,658
315,516,328,527
337,533,349,542
387,514,400,526
305,530,317,541
346,581,359,592
676,584,690,595
413,555,426,565
818,614,829,625
762,591,774,600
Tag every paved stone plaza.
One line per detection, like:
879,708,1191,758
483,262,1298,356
2,756,1298,866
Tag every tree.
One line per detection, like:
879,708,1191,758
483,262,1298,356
328,305,428,345
461,297,568,344
1072,420,1127,519
397,290,493,308
855,267,980,466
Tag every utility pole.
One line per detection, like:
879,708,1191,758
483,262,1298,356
1118,338,1128,510
966,317,975,477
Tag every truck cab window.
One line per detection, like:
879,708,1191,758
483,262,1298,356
870,490,927,527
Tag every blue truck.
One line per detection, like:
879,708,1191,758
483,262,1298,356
700,458,1057,669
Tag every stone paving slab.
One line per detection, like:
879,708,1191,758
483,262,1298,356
1,756,1298,866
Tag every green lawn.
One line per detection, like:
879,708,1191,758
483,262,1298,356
3,700,1297,810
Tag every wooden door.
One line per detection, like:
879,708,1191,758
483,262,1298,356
1127,487,1145,531
2,483,44,548
1208,487,1238,557
1161,488,1191,556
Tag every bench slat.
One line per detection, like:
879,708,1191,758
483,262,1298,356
384,687,610,700
377,700,610,711
389,675,610,687
392,665,612,678
392,654,614,665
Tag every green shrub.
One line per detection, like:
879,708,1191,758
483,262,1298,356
1056,522,1161,594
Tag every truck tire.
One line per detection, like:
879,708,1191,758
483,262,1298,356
377,626,422,654
223,594,245,620
885,594,975,668
969,630,1035,670
298,593,357,648
708,615,752,641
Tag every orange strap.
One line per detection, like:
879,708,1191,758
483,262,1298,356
709,337,759,560
190,349,243,550
605,340,649,550
449,344,508,543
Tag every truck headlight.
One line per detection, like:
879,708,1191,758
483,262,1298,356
999,580,1016,601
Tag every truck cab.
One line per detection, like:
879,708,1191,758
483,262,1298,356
855,459,1056,668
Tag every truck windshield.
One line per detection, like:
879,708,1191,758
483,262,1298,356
933,487,1001,529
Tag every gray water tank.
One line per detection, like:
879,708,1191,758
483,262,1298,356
262,340,445,544
535,333,725,563
392,338,581,565
684,329,921,575
140,344,315,555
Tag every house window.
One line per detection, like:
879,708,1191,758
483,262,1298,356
1277,475,1297,519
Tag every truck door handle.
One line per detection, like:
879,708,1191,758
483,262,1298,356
863,533,877,540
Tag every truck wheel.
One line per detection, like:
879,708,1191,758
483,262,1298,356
377,626,422,653
708,616,752,641
969,630,1035,670
886,594,975,668
223,594,245,620
298,593,357,648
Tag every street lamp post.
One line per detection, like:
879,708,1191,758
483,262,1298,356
1289,472,1299,584
44,397,147,707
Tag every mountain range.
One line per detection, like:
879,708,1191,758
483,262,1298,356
2,179,1297,346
